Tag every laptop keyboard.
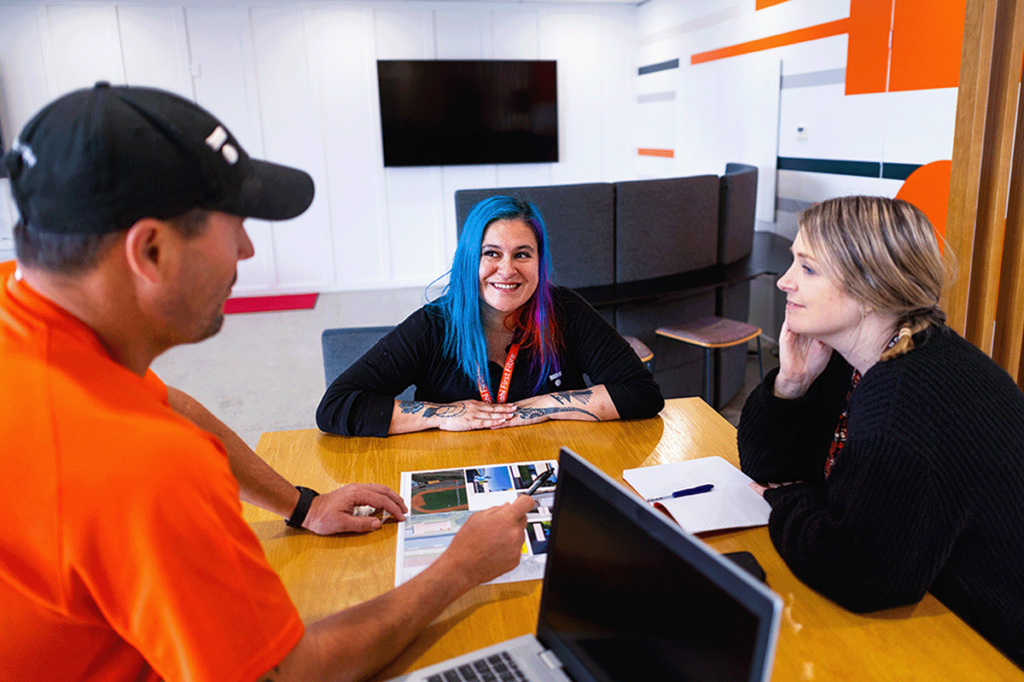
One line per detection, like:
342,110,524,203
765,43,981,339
428,652,530,682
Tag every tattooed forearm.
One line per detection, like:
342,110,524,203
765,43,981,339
517,406,600,421
549,389,594,406
398,401,467,419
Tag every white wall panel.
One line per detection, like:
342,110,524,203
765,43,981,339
251,8,333,291
599,9,636,182
2,1,638,294
435,9,489,59
0,6,54,142
636,99,675,156
495,163,551,188
374,9,434,60
675,53,779,222
882,88,959,164
374,9,447,287
777,33,847,76
541,11,602,185
778,85,885,162
45,6,125,92
492,10,540,60
185,6,274,292
310,6,389,288
0,5,51,242
117,6,191,96
385,167,448,287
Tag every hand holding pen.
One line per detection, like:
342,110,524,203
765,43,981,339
524,469,555,497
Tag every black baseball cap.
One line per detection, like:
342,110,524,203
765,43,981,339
2,82,315,235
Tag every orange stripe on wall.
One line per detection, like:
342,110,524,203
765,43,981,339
691,18,850,65
756,0,793,9
638,148,675,158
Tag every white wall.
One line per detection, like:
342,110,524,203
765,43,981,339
0,1,637,294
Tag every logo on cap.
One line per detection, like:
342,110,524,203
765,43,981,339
204,126,239,165
12,141,37,168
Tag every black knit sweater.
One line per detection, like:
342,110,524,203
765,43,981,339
738,326,1024,667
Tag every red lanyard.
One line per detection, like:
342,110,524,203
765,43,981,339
477,341,521,404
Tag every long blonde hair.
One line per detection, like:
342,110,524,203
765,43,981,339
798,196,952,360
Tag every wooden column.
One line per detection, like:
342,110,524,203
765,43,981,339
945,0,1024,386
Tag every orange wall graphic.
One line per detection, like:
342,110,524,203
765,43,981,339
638,148,675,158
693,0,967,96
691,18,849,65
687,0,968,227
895,161,952,250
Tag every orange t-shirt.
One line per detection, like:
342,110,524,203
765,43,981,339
0,261,304,681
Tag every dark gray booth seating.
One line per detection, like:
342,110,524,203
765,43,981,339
321,326,416,400
454,163,758,408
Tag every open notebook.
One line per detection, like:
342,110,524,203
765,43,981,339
385,448,782,682
623,456,772,534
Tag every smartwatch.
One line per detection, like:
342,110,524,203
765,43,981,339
286,486,319,529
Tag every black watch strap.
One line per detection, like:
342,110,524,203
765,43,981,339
286,486,319,529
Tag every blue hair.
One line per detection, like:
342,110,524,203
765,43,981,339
428,196,561,397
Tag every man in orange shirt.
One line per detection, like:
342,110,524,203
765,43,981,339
0,82,534,682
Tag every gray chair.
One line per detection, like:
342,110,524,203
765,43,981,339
321,326,415,400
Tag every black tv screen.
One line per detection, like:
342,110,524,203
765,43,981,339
377,60,558,167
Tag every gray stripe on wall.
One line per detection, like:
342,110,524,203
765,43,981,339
781,68,847,89
638,91,676,104
639,59,679,75
639,5,743,47
777,197,814,214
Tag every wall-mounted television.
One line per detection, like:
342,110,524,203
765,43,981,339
377,60,558,168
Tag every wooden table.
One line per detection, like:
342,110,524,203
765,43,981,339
243,398,1022,681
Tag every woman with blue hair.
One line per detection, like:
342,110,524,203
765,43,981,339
317,196,663,437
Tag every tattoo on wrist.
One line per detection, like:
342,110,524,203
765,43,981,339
517,406,600,421
549,389,593,405
399,401,467,419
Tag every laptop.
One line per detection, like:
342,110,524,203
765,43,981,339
387,448,783,682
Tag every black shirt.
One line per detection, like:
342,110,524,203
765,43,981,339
316,287,664,437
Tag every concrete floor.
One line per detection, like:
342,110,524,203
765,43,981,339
152,288,777,448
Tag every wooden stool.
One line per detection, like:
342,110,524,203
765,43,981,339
623,335,654,368
655,316,762,406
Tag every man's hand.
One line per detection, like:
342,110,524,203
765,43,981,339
303,483,408,535
438,495,536,588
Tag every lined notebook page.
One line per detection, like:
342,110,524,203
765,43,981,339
623,457,771,534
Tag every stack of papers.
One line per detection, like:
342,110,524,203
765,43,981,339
623,457,771,534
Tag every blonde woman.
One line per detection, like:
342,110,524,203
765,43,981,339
738,196,1024,668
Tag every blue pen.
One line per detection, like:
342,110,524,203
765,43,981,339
646,483,714,504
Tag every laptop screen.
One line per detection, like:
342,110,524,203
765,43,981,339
537,448,781,682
